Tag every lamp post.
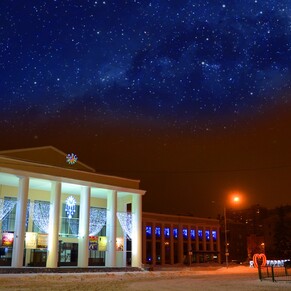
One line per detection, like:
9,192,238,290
224,194,241,268
224,206,229,268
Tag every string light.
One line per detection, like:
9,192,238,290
1,198,108,239
0,198,16,221
117,212,132,239
68,218,79,235
32,201,50,233
2,197,130,240
89,208,107,236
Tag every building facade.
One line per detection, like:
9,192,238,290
0,146,145,268
142,212,221,265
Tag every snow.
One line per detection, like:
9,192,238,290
0,265,290,290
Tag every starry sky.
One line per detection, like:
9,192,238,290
0,1,291,218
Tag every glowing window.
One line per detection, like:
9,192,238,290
146,226,152,238
212,230,217,241
198,229,203,241
173,228,178,239
60,203,80,237
155,227,161,238
190,229,195,240
1,197,18,232
164,227,170,238
183,228,188,239
205,230,210,241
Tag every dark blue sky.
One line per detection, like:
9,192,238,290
1,1,291,217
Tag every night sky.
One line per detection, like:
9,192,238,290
1,1,291,218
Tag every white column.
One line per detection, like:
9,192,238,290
131,194,142,268
106,190,117,267
11,176,29,268
25,201,35,266
117,198,127,267
78,186,90,267
46,181,61,268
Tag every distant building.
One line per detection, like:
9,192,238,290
262,206,291,259
222,205,267,263
223,204,291,262
0,146,145,268
142,212,221,265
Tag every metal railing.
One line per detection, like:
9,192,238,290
258,264,291,282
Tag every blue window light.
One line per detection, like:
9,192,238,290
198,229,203,240
173,228,178,239
146,226,152,238
190,229,195,240
155,227,161,237
205,230,210,241
164,227,170,238
212,230,217,241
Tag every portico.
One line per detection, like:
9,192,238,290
0,146,145,269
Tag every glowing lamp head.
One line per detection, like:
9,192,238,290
226,192,244,208
233,196,240,203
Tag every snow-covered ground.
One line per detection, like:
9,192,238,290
0,265,290,290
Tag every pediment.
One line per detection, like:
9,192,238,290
0,146,95,172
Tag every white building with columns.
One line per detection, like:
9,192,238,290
0,146,145,269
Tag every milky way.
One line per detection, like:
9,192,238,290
0,0,290,134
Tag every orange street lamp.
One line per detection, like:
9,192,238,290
224,193,242,268
224,206,229,268
233,196,240,203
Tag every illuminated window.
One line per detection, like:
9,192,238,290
2,197,30,232
146,226,152,238
198,229,203,241
183,228,188,239
212,230,217,241
155,227,161,238
32,200,50,233
190,229,195,240
205,230,210,241
60,203,80,237
164,227,170,238
1,197,17,232
173,228,178,239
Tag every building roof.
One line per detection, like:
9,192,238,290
0,146,95,172
0,146,144,193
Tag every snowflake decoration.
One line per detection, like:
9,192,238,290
65,196,76,219
66,153,78,165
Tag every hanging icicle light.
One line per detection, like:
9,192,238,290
117,212,132,239
89,208,107,236
68,219,79,235
32,201,50,233
65,196,76,219
0,198,17,221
